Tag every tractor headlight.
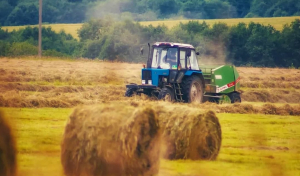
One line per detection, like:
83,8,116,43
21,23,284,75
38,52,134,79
148,80,152,85
142,80,145,84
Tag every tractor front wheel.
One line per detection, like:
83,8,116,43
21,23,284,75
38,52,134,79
124,88,136,97
158,87,175,102
182,76,204,103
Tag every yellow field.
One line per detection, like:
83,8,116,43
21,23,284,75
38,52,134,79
141,16,300,30
2,24,83,39
2,16,300,39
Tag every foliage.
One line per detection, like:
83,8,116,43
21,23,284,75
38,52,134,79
7,42,38,57
1,0,300,26
76,18,300,67
0,25,79,57
1,18,300,68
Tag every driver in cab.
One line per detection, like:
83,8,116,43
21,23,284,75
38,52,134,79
164,49,177,68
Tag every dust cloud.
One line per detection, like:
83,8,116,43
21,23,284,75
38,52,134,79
197,41,230,66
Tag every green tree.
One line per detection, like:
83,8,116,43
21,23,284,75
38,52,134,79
182,0,205,19
281,19,300,67
179,21,209,34
78,18,114,42
226,0,251,17
245,23,281,67
7,42,38,56
0,40,9,56
0,1,13,25
202,0,235,19
149,0,180,18
264,0,300,17
227,23,251,65
6,3,38,25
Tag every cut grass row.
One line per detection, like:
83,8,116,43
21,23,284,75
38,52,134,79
2,107,299,176
1,58,300,106
2,16,300,39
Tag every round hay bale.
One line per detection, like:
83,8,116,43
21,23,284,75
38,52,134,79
61,105,161,176
0,110,17,176
157,107,222,160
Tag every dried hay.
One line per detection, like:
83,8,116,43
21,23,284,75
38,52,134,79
241,81,300,89
219,104,259,114
0,110,17,176
153,104,222,160
261,104,300,116
242,89,300,103
61,105,161,176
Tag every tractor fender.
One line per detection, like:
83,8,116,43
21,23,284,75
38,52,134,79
182,72,205,89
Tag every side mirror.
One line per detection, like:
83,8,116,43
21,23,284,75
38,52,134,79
196,52,200,55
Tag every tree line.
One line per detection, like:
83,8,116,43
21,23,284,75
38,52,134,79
1,18,300,68
1,0,300,26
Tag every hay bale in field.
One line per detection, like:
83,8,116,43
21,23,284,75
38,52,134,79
156,106,222,160
0,110,17,176
61,105,161,176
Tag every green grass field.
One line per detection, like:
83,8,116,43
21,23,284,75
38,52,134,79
2,16,300,39
2,107,299,176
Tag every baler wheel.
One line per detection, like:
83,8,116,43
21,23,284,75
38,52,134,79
158,87,175,102
218,95,231,104
229,92,241,103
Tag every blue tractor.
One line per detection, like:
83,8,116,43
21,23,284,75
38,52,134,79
125,42,205,103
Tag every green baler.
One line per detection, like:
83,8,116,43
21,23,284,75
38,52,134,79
200,64,241,103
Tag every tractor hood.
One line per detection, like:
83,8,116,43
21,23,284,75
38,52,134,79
141,68,169,86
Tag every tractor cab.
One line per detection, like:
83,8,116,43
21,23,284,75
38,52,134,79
125,42,205,103
150,43,199,71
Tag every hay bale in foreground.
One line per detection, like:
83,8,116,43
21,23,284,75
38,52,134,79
0,110,17,176
61,105,161,176
156,106,222,160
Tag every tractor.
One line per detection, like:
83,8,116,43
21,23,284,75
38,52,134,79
125,42,241,103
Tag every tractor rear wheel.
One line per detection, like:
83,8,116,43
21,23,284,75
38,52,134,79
158,87,174,102
229,92,241,103
182,76,204,103
124,88,136,97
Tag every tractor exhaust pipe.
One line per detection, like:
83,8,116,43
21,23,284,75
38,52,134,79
147,43,151,68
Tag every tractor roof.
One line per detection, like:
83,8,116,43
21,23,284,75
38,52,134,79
153,42,195,49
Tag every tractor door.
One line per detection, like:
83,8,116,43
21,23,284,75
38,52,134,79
187,50,200,71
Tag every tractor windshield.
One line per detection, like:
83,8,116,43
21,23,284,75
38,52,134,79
151,47,178,69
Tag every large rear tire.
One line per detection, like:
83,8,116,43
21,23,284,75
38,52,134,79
182,76,204,103
158,87,175,102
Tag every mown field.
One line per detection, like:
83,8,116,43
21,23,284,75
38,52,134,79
2,108,300,176
2,16,300,39
0,57,300,176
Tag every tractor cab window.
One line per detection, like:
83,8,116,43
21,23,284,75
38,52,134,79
187,50,199,70
179,50,186,69
151,47,178,69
